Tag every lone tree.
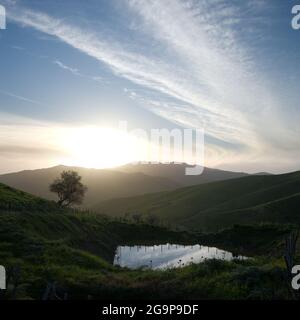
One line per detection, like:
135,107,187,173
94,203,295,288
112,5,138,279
50,171,87,208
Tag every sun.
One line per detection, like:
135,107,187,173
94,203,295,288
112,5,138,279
59,126,144,169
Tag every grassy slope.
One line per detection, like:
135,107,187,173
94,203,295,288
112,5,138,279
0,183,296,300
96,171,300,231
0,183,60,213
0,165,179,206
0,211,292,300
198,224,291,257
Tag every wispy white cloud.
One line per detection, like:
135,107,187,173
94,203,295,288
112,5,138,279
121,0,300,171
53,60,109,85
53,60,80,76
3,0,300,172
0,89,42,106
6,4,248,144
10,45,24,51
0,113,68,173
52,59,108,85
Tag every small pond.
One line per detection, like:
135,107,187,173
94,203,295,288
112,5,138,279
113,244,246,270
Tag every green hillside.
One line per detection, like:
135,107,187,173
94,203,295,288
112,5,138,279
0,182,296,300
96,171,300,231
0,182,190,261
0,165,179,206
0,183,60,213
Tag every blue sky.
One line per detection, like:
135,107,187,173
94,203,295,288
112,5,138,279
0,0,300,173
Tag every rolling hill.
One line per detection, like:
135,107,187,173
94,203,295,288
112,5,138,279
0,164,252,207
118,163,249,186
0,183,60,213
0,182,194,260
0,181,294,300
96,171,300,231
0,165,179,206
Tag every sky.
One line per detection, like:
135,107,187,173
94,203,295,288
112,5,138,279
0,0,300,174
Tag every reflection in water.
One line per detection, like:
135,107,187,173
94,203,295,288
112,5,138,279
113,244,246,270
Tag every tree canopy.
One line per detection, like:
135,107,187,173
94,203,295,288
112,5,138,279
50,171,87,208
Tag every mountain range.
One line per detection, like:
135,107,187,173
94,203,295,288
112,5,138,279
0,164,299,232
0,164,249,206
118,163,249,186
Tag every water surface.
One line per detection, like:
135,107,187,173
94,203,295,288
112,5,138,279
113,244,246,270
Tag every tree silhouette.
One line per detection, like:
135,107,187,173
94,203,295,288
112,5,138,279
146,214,159,226
131,213,142,224
50,171,87,208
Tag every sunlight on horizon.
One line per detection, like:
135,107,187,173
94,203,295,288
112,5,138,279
57,125,198,170
59,126,146,169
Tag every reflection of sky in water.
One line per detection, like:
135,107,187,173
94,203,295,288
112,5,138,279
113,244,246,270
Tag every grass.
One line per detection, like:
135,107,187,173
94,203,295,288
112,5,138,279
197,224,292,257
0,182,298,300
0,183,61,213
0,210,295,300
96,171,300,231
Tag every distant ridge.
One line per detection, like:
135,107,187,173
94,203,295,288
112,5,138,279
253,172,273,176
0,163,271,208
0,165,179,206
117,163,249,186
